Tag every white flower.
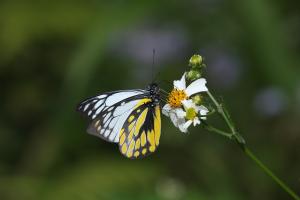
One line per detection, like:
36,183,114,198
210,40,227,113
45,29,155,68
162,105,187,132
163,73,207,109
173,72,208,97
162,73,208,132
178,100,209,133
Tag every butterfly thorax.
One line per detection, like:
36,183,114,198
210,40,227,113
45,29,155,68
146,83,160,107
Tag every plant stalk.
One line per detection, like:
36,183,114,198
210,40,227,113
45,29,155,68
206,90,300,200
201,121,232,139
245,147,300,200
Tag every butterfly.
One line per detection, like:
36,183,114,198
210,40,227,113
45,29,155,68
77,83,161,159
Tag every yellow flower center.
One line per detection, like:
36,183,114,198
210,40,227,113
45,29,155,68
167,89,187,108
185,108,197,120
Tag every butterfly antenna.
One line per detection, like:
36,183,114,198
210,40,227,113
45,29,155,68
151,49,164,85
157,79,170,89
151,48,155,82
152,49,162,83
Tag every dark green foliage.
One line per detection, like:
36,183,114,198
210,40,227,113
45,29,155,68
0,1,299,199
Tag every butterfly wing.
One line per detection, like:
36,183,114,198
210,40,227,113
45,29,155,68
118,102,161,159
77,90,149,143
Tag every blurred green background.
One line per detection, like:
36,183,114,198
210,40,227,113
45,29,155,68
0,1,299,199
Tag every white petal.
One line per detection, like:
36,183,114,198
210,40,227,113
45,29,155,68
182,99,194,109
185,78,208,97
193,117,200,126
162,104,172,116
199,105,209,119
178,120,188,133
177,117,186,127
199,105,209,114
178,125,187,133
182,120,193,131
194,106,200,113
173,73,186,90
163,104,172,111
175,108,186,118
169,113,179,127
195,104,205,113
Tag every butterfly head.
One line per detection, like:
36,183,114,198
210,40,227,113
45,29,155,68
147,83,160,105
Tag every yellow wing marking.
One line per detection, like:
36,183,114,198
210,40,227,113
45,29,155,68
147,130,158,153
129,140,135,151
134,151,140,157
142,148,147,155
126,140,135,157
135,138,141,150
119,101,160,159
147,130,155,146
127,107,148,146
134,108,148,136
128,125,135,142
119,129,126,145
128,121,135,132
149,146,156,152
121,144,127,154
141,131,146,147
127,151,133,158
154,105,161,146
134,99,151,109
128,115,135,123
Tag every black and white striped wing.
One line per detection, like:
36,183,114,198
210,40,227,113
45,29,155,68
77,90,149,143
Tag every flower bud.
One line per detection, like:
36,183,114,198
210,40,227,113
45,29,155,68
186,70,201,81
192,95,202,105
189,54,203,68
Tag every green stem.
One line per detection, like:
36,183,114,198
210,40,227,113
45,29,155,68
201,121,232,139
245,147,300,200
206,90,300,200
207,90,236,134
207,90,245,146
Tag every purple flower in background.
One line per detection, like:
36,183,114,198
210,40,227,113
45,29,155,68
109,26,188,81
205,48,243,90
111,26,188,64
254,87,288,118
